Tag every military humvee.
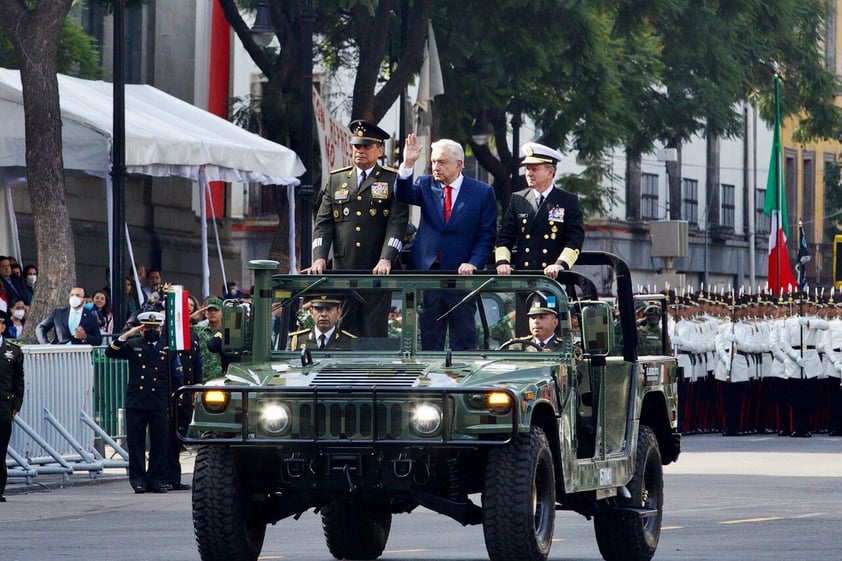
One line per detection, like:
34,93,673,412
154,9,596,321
179,251,680,561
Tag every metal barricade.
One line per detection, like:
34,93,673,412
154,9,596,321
10,344,96,460
91,346,128,439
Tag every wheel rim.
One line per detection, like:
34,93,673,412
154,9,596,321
533,454,554,547
641,452,663,538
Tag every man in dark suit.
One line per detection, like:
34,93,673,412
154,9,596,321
309,120,409,339
288,295,357,350
0,309,24,502
105,311,176,494
396,134,497,350
0,256,26,305
35,286,103,346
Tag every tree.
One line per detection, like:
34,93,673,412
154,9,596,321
217,0,431,270
0,0,76,341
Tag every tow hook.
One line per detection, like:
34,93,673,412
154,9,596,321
283,452,307,480
343,464,358,493
393,452,413,478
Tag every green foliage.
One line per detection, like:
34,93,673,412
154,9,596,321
0,17,102,78
56,18,102,78
227,0,840,222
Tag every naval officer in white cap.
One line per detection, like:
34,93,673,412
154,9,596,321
495,141,584,279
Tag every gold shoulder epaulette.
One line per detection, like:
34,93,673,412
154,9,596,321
380,165,398,173
329,165,353,174
289,328,310,336
340,330,358,339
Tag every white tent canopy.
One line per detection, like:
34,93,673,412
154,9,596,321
0,68,305,295
0,68,304,183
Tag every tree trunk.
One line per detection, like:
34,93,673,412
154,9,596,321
0,0,75,341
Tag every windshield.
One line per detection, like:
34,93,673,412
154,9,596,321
268,273,591,355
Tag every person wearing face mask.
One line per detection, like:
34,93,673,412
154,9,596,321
6,301,27,340
105,311,178,494
21,265,36,306
35,287,103,345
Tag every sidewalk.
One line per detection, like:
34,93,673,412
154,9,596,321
5,447,197,495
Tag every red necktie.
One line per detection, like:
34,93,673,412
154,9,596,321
444,185,453,222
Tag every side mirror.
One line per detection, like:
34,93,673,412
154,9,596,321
221,301,251,357
580,303,613,357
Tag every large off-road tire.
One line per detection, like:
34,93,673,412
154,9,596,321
193,445,266,561
482,426,556,561
321,498,392,560
593,424,663,561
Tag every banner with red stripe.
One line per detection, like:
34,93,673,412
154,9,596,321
167,285,191,351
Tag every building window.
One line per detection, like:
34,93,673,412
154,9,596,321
681,178,698,226
756,189,769,234
785,150,797,233
244,183,278,217
641,173,659,220
802,153,815,229
721,183,735,228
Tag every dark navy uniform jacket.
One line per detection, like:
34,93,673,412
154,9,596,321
106,337,197,410
496,187,584,270
0,338,24,415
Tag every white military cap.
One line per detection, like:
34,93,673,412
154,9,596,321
137,311,165,325
520,142,563,165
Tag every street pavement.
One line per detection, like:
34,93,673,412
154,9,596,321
4,446,196,496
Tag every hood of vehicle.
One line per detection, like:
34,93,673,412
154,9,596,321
247,355,559,389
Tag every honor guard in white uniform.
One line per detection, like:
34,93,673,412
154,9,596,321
778,295,828,437
821,296,842,435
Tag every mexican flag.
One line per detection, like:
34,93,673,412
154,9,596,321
167,285,191,351
763,74,797,295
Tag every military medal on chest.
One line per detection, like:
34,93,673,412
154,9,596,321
335,186,349,202
371,181,389,199
548,205,565,223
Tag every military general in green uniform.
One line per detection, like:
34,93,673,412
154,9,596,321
308,120,409,339
289,295,358,351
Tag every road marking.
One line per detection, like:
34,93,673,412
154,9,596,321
791,512,826,519
385,549,429,554
720,516,783,525
662,525,683,530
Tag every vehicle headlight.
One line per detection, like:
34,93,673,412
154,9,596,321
487,391,513,415
410,403,442,436
259,402,292,435
202,390,230,413
464,391,513,415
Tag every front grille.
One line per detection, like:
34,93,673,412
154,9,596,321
298,401,404,439
310,363,427,388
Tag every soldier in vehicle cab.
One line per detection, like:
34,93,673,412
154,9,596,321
505,292,565,352
289,295,357,351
